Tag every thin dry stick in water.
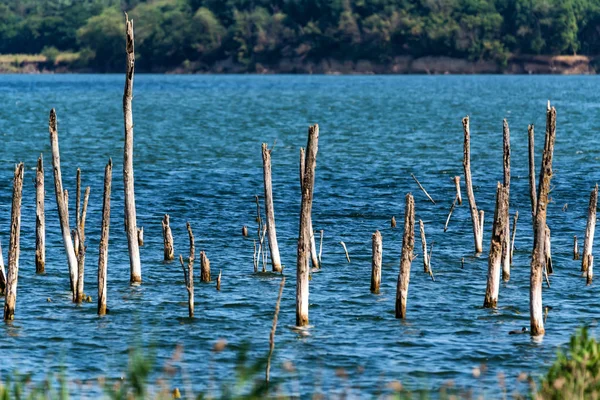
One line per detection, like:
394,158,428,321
370,231,382,294
35,154,45,274
510,211,518,265
253,239,258,273
444,195,458,232
180,222,195,318
4,163,24,321
261,224,267,272
296,124,319,327
454,176,462,205
318,230,323,267
411,173,435,204
123,13,141,284
574,236,579,260
528,124,537,217
395,193,415,319
216,270,221,291
49,109,77,294
419,220,429,273
340,241,350,263
98,159,112,316
463,116,483,253
266,277,285,383
530,104,557,336
428,242,435,281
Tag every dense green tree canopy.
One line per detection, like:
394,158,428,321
0,0,599,71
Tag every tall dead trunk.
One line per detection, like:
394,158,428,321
300,147,319,269
98,159,112,316
484,183,509,308
49,109,78,293
395,193,415,319
530,105,557,336
296,125,319,327
123,13,141,284
35,154,45,274
262,143,282,272
370,231,382,294
528,125,537,218
462,117,483,253
4,163,24,320
501,119,511,281
582,184,598,273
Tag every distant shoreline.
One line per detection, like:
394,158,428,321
0,54,596,75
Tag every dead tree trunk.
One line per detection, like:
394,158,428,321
74,184,90,303
587,255,594,285
262,143,282,272
296,124,319,327
123,14,141,284
35,154,45,274
462,117,483,253
98,159,112,316
200,251,211,283
370,231,382,294
419,220,429,273
162,214,174,261
528,125,537,217
484,183,509,308
180,222,195,318
501,119,511,281
530,105,557,337
395,193,415,319
300,147,319,269
582,184,598,273
49,109,78,293
4,163,24,321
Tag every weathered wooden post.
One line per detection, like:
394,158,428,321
462,117,483,253
49,109,77,293
484,183,508,308
528,125,537,217
262,143,282,272
180,222,195,318
200,251,211,282
162,214,174,261
98,160,112,316
419,220,429,273
395,193,415,319
582,184,598,273
501,119,511,281
4,163,24,321
574,236,579,260
296,124,319,327
530,105,557,336
300,147,320,269
35,154,45,274
454,176,462,205
370,231,382,294
123,13,142,284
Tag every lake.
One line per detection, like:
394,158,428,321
0,74,598,397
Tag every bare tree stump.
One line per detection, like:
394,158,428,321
484,183,509,308
454,176,462,205
582,184,598,273
419,220,430,273
123,13,141,284
530,105,557,337
4,163,24,320
180,222,195,318
395,193,415,319
49,109,77,294
296,124,319,327
98,159,112,316
300,147,319,269
391,216,396,228
462,116,483,253
501,119,511,282
217,270,221,291
370,231,382,294
262,143,282,272
528,124,537,217
200,251,211,283
162,214,174,261
242,226,248,237
587,255,594,285
574,236,579,260
35,154,45,274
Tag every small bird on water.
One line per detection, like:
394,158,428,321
509,327,529,335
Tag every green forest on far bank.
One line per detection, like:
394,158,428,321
1,0,599,72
